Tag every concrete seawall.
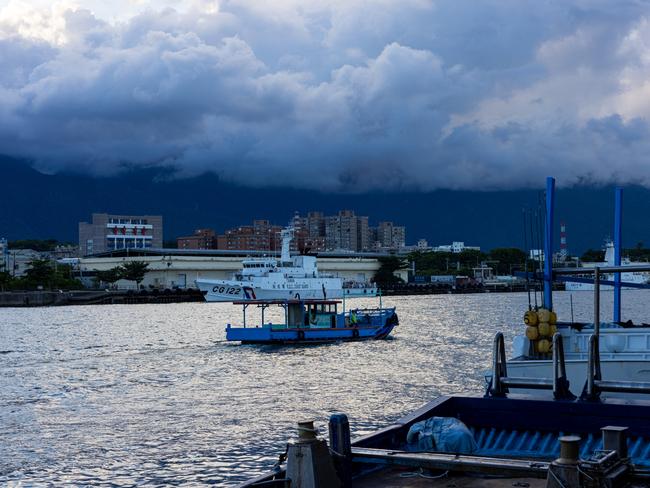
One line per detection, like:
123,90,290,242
0,289,205,307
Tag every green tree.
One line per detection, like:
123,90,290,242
0,271,13,291
488,248,527,274
94,267,124,288
581,249,605,262
20,259,83,290
373,256,407,285
627,243,650,262
407,248,490,277
23,259,55,287
120,261,149,287
8,239,59,252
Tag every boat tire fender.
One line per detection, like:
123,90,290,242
352,328,359,339
297,330,305,341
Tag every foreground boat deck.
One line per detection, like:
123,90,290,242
355,468,545,487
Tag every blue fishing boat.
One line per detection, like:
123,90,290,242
225,299,398,344
239,391,650,487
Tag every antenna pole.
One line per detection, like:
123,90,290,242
543,177,555,311
613,187,622,323
523,208,531,310
530,209,538,309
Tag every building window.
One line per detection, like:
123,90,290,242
86,239,93,254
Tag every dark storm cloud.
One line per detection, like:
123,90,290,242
1,0,650,190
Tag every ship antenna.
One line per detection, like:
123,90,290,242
529,208,538,310
523,208,532,311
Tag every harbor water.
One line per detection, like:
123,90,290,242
2,291,650,487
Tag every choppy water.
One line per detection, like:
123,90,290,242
2,291,650,486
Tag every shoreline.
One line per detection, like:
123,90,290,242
0,289,205,307
0,283,564,307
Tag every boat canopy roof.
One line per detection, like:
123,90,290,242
232,299,341,305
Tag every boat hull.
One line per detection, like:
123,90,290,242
226,307,397,344
238,394,650,487
565,282,645,291
507,358,650,399
196,279,377,302
226,323,396,344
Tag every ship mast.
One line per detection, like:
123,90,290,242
280,227,294,264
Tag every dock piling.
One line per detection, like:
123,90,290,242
329,414,352,487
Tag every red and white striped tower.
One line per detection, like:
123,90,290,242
559,221,568,260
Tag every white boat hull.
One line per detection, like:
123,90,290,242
565,281,646,291
508,325,650,400
507,358,650,399
196,279,377,302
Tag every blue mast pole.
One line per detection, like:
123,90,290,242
544,177,555,311
613,187,622,323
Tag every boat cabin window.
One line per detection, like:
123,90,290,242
307,303,336,315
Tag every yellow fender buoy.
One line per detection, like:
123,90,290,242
524,310,538,326
538,339,551,353
525,326,539,341
537,308,551,323
549,311,557,325
538,322,551,337
550,325,558,336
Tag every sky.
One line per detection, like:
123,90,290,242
1,0,650,192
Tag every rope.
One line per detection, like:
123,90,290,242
399,468,448,480
273,446,289,469
547,467,568,488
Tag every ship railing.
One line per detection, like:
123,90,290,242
554,264,650,335
582,334,650,401
488,332,575,400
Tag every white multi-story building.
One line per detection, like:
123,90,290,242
432,241,481,253
79,213,163,256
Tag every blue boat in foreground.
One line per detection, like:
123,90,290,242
237,348,650,487
225,299,398,344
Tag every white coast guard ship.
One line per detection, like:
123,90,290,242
195,228,377,302
565,240,650,291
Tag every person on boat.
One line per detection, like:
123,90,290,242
350,310,358,326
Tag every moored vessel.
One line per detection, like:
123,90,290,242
508,183,650,400
236,316,650,487
564,239,650,291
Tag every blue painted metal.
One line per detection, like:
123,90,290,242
395,397,650,468
240,394,650,487
225,303,398,344
544,177,555,311
614,187,623,323
468,425,650,467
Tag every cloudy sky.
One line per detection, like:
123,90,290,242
1,0,650,191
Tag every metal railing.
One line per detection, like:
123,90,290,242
583,334,650,401
554,264,650,336
488,332,574,400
